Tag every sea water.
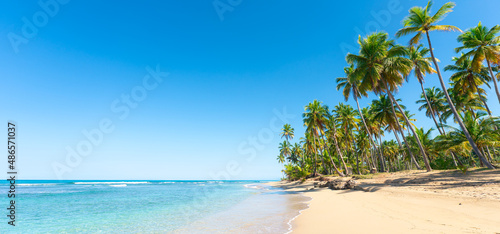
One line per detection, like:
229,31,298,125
0,180,308,233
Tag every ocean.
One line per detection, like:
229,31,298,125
0,180,308,233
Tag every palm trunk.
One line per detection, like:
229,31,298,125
320,134,345,177
383,83,423,170
425,31,494,169
377,135,387,172
353,90,383,171
313,133,327,175
350,132,360,175
333,133,349,174
419,80,445,135
330,125,349,174
486,59,500,104
385,87,432,171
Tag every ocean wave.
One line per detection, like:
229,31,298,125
160,182,176,184
18,183,58,186
109,184,127,187
73,182,149,185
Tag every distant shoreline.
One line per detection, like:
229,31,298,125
267,169,500,233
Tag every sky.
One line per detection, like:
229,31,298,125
1,0,499,180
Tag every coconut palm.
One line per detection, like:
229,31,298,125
406,44,444,135
371,95,421,170
277,140,290,164
334,103,360,173
416,87,448,129
303,100,345,176
445,56,494,115
437,111,500,166
442,89,486,121
346,32,430,171
336,64,383,171
456,22,500,104
280,124,295,142
396,1,493,169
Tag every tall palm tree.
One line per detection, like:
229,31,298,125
325,110,349,175
372,95,421,170
303,100,345,176
456,22,500,104
334,103,360,174
406,44,444,135
336,64,384,171
396,1,493,169
347,32,430,171
280,124,295,142
446,56,493,115
417,87,448,126
277,141,290,164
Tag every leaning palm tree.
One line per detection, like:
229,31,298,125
456,22,500,104
406,44,445,135
371,95,421,170
347,32,431,171
445,56,494,115
303,100,345,176
334,103,360,174
396,1,493,169
336,64,383,171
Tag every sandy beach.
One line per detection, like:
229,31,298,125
268,169,500,234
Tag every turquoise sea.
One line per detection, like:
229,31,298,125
0,180,308,233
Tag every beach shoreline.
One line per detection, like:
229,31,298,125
267,169,500,234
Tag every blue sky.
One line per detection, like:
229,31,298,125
1,0,499,180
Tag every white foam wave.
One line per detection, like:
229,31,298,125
74,182,149,185
109,184,127,187
18,183,58,186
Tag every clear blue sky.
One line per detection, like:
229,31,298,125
1,0,499,180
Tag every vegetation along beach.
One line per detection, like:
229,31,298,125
274,1,500,233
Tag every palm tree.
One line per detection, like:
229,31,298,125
303,100,345,176
456,22,500,104
406,44,444,135
445,56,494,115
371,95,421,170
277,141,290,164
280,124,295,142
347,32,430,171
336,64,383,172
442,89,486,121
407,128,440,161
416,87,447,133
396,1,493,169
334,103,360,174
325,110,349,176
437,111,500,166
